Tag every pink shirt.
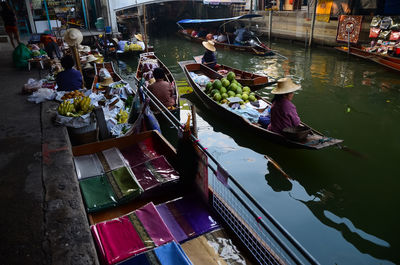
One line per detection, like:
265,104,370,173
148,80,175,108
268,97,300,134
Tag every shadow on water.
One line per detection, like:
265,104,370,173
116,32,400,264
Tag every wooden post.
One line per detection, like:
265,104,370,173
143,4,148,53
268,10,272,43
308,0,317,47
71,45,85,89
191,105,198,138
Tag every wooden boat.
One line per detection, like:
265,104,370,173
178,29,273,56
335,46,400,72
136,52,180,117
72,130,319,265
180,62,343,150
193,55,273,90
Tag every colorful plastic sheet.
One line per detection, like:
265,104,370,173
74,154,104,179
100,147,127,171
91,202,175,265
131,156,180,191
156,196,219,242
79,175,118,212
107,167,143,202
119,241,193,265
120,138,160,167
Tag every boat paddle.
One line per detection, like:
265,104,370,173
264,155,292,180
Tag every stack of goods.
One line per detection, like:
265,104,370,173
75,147,143,212
367,16,400,56
74,138,181,212
140,57,159,86
156,196,220,242
91,202,175,265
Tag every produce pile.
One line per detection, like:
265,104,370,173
61,90,86,100
58,96,94,117
204,72,257,104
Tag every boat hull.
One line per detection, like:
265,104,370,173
181,63,343,150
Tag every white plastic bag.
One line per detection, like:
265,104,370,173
27,88,56,103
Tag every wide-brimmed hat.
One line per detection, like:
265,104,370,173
78,45,91,53
99,77,114,86
86,54,98,63
134,33,143,42
83,62,94,70
202,40,216,52
64,28,83,46
271,78,301,94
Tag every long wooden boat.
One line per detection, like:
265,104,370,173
335,46,400,72
193,55,273,90
136,52,180,116
72,130,319,265
180,62,343,150
178,29,273,56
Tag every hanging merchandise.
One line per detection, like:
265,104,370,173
389,31,400,41
369,27,381,38
370,16,381,27
379,30,391,40
380,17,393,30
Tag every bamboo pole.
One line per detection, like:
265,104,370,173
71,45,85,89
143,4,148,53
308,0,317,47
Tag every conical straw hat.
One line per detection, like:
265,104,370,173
134,33,143,42
64,28,83,46
202,40,216,52
271,78,301,94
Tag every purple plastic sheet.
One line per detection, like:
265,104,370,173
156,196,220,243
131,156,179,191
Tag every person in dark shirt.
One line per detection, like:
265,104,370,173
56,55,83,91
201,40,217,69
148,68,175,108
0,2,20,48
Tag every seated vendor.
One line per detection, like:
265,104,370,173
267,78,301,134
201,40,217,69
56,55,83,91
234,23,250,45
148,68,175,108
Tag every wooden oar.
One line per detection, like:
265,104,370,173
264,155,292,180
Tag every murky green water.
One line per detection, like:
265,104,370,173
116,34,400,265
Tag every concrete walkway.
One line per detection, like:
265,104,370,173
0,42,98,264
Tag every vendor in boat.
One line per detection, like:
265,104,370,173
134,33,146,51
56,55,83,91
267,78,301,134
148,68,175,108
201,40,217,69
234,23,251,46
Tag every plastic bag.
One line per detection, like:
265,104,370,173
144,105,161,133
23,78,43,94
27,88,56,103
379,30,391,40
390,31,400,41
380,17,393,30
369,27,381,38
99,68,111,80
370,16,381,27
13,43,32,68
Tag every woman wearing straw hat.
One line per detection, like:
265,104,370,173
201,40,217,69
267,78,301,134
56,55,83,91
134,33,145,51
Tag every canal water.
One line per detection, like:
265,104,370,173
116,34,400,265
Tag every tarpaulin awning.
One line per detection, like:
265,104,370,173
177,14,262,24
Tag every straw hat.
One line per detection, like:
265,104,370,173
202,40,216,52
99,77,114,86
78,45,91,53
83,62,94,70
134,33,143,42
271,78,301,94
64,28,83,46
86,54,98,63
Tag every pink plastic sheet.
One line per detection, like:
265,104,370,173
131,156,179,191
120,138,160,167
91,202,175,265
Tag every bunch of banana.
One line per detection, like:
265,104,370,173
74,96,93,115
116,109,129,124
58,100,76,116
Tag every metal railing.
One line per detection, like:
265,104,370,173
131,77,320,265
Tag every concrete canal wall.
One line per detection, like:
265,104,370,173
254,11,372,47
